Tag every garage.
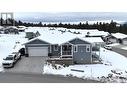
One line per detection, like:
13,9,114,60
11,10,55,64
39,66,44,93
28,47,48,56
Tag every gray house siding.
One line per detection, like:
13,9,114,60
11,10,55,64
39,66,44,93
69,38,92,64
51,45,61,57
73,45,92,64
24,38,92,64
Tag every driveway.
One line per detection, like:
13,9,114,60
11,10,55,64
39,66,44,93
5,57,47,74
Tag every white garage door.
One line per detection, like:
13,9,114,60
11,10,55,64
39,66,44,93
28,47,48,56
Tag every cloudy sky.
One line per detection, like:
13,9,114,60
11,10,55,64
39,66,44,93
0,0,127,12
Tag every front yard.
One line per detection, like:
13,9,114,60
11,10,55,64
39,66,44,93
43,48,127,83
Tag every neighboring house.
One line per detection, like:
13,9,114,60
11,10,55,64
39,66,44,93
25,31,41,40
4,26,19,34
25,32,37,40
103,34,118,44
111,33,127,45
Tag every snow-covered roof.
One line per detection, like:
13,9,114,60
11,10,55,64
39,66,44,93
87,31,109,36
25,30,83,45
81,37,104,43
112,33,127,39
24,27,109,45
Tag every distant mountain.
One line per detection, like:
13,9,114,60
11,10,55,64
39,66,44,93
14,12,127,23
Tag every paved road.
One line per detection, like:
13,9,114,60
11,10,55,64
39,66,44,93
0,72,100,83
112,47,127,57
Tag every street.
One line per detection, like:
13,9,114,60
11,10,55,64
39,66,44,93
112,47,127,57
0,72,100,83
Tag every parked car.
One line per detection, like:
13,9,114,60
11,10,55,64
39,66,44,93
104,46,112,50
2,52,21,68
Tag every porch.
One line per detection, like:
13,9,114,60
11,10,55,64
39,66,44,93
60,44,73,58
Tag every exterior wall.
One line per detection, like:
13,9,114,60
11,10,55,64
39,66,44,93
68,38,92,64
73,45,92,64
51,45,61,57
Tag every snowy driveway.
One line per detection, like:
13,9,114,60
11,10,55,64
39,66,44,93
5,57,47,74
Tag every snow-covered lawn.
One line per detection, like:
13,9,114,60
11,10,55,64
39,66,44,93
0,33,28,72
43,48,127,83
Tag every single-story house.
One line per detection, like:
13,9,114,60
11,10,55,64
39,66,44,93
4,26,19,34
24,31,93,64
25,32,36,40
25,31,41,40
111,33,127,45
103,34,118,44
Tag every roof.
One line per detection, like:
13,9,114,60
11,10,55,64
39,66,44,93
84,31,109,37
112,33,127,39
25,32,83,45
24,27,108,45
81,37,104,43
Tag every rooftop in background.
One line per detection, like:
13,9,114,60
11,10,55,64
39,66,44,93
112,32,127,39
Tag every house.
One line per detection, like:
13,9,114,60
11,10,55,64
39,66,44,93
25,32,37,40
24,31,93,64
111,33,127,45
25,31,41,40
4,26,19,34
103,34,118,44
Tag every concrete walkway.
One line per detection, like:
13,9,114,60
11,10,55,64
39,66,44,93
5,57,47,74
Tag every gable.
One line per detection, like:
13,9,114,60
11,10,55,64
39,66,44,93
26,39,50,45
69,38,90,45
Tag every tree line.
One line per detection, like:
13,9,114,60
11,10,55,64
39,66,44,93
1,18,127,34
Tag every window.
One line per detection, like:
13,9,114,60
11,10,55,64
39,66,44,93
74,45,78,52
86,45,90,52
54,45,58,51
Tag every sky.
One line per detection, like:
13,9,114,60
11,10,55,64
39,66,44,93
0,0,127,12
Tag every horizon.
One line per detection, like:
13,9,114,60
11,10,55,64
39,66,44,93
13,12,127,23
